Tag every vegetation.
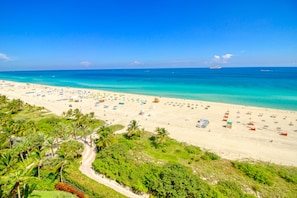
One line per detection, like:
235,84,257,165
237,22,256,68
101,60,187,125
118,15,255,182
93,127,297,197
64,162,126,198
0,95,123,198
55,182,85,198
29,190,77,198
1,94,297,198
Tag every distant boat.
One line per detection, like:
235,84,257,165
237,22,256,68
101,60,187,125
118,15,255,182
260,69,272,72
209,65,222,69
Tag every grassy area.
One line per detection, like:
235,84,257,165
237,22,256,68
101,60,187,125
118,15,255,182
29,190,77,198
93,131,297,198
64,162,126,198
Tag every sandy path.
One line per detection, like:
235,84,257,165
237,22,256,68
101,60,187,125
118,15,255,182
78,139,148,198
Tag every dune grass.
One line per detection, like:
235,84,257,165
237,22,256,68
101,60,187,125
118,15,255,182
92,131,297,198
29,190,77,198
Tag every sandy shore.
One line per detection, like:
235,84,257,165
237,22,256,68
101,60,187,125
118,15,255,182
1,80,297,166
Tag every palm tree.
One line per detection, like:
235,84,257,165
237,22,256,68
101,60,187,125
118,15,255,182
29,132,46,152
13,141,27,162
23,120,37,134
2,119,17,149
155,127,169,144
96,126,114,150
14,119,26,136
52,123,70,144
126,120,141,139
0,95,9,105
7,99,24,114
0,151,18,176
44,136,56,157
73,108,83,120
55,140,83,182
1,162,34,198
33,148,46,179
63,108,73,119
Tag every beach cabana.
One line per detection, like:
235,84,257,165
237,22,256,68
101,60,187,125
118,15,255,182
226,121,232,129
280,132,288,136
196,118,209,128
153,98,160,103
139,110,144,115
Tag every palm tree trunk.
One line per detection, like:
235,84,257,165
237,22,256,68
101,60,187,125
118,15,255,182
60,161,65,182
51,148,54,157
17,181,21,198
19,153,25,162
38,160,42,179
9,137,13,149
22,181,26,198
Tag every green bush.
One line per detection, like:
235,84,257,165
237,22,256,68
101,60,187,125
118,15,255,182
201,151,220,160
93,142,223,197
37,117,63,134
148,163,222,197
216,180,255,198
64,163,125,198
185,145,201,154
109,124,125,132
233,162,274,185
278,168,297,184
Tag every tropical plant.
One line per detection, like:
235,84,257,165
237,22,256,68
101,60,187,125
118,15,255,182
7,99,24,114
0,161,35,198
55,140,84,182
51,123,71,144
0,151,18,176
44,136,56,157
126,120,142,139
155,127,169,144
0,95,8,105
96,126,115,150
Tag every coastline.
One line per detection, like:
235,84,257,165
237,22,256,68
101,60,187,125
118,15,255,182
1,80,297,166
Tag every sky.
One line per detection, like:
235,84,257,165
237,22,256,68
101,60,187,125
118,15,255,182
0,0,297,71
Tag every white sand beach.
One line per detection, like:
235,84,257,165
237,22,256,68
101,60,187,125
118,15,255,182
1,80,297,166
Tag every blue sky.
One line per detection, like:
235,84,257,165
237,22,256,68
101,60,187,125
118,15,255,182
0,0,296,70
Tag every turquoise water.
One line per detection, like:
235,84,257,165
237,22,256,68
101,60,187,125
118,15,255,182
0,67,297,111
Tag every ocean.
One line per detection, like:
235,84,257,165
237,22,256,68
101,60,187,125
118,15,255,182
0,67,297,111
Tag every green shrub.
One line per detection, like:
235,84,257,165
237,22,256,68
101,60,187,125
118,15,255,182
64,163,128,198
233,162,274,185
147,163,222,197
278,168,297,184
216,180,255,198
109,124,125,132
37,117,63,134
185,145,201,154
201,151,220,160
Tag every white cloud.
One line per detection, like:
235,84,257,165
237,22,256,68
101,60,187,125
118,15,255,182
222,53,233,59
130,60,143,65
0,53,11,62
212,53,233,64
214,55,220,60
80,61,91,67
